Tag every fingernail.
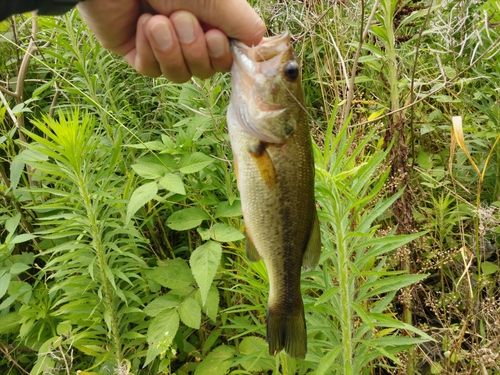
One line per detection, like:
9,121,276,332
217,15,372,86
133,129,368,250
151,22,173,50
207,35,226,58
174,14,195,43
140,14,152,27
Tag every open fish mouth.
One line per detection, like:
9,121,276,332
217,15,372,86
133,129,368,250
228,31,299,143
230,31,292,75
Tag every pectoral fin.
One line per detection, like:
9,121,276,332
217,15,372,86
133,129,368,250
249,142,277,189
302,211,321,271
245,233,262,262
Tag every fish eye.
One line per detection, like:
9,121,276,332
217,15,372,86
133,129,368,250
284,61,299,81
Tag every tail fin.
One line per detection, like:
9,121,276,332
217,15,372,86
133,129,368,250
266,303,307,359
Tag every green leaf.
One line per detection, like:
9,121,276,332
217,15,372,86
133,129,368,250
0,273,11,299
158,173,186,195
166,207,209,231
126,181,158,223
9,263,31,275
195,285,219,322
30,356,55,375
148,258,195,290
239,337,274,372
56,321,72,336
11,233,37,244
370,25,388,44
316,347,342,375
194,345,236,375
144,295,183,317
417,150,431,169
145,309,180,366
430,363,444,374
357,274,427,301
178,152,214,174
197,227,212,241
482,261,499,275
0,312,21,334
12,102,32,114
215,201,242,218
179,297,201,329
190,241,222,306
131,161,168,179
209,223,245,242
10,154,26,193
5,213,20,234
161,134,175,152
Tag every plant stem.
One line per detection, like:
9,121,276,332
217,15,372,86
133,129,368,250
78,171,123,364
334,188,353,375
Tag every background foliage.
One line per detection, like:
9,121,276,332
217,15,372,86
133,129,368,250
1,0,499,374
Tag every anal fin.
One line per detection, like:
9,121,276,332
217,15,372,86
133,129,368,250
302,211,321,271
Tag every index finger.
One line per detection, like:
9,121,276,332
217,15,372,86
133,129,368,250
148,0,266,46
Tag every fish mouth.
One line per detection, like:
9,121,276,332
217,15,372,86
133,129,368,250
230,31,291,75
228,31,295,143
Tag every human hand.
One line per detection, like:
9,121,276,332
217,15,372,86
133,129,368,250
77,0,266,82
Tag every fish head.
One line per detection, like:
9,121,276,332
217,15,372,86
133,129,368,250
229,31,305,144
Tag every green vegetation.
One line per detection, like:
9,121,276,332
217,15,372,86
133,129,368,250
1,0,499,374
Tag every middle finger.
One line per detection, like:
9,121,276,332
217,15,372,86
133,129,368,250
170,11,215,79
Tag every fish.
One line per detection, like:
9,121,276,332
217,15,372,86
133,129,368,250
227,31,321,359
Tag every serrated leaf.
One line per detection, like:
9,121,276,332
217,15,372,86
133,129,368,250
142,140,167,151
215,201,242,218
166,207,209,231
145,309,180,366
179,297,201,329
194,345,235,375
144,295,183,317
197,227,212,241
148,258,195,290
126,181,158,223
161,134,175,151
195,285,219,322
179,152,214,174
159,173,185,195
131,161,168,179
210,223,245,242
190,241,222,305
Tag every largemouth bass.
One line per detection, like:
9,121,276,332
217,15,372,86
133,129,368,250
227,31,321,359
